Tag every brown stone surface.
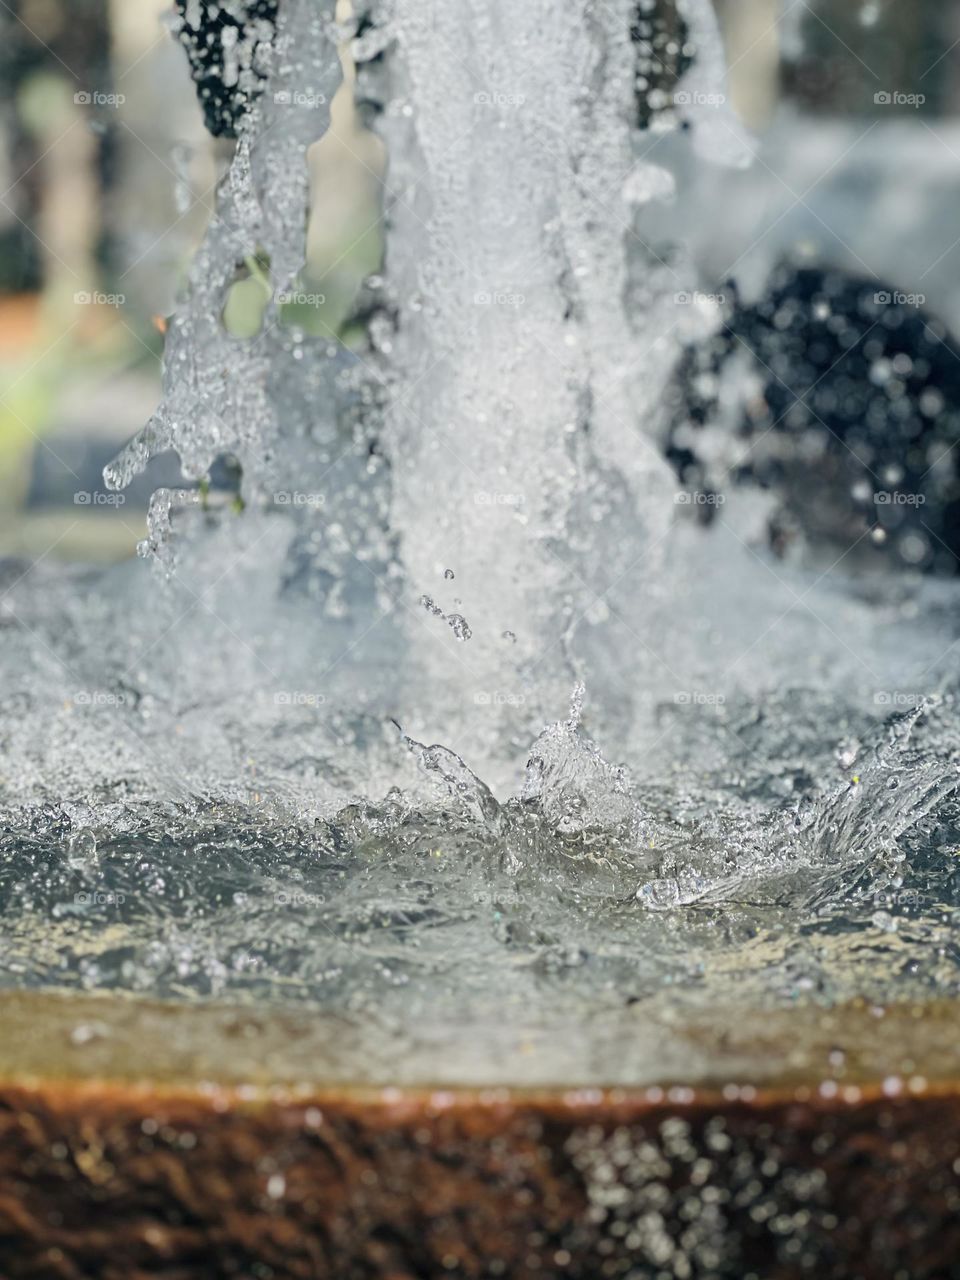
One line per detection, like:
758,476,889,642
0,991,958,1278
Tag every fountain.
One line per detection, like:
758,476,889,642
1,0,959,1274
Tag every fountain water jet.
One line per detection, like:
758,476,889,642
0,0,957,1165
2,1,960,1272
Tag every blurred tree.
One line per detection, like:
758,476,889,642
0,0,112,293
714,0,779,127
631,0,692,129
781,0,956,116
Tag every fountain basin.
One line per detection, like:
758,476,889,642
1,991,958,1278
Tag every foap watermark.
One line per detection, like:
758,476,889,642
874,490,925,507
475,491,525,507
74,490,125,507
474,290,526,308
874,691,940,710
674,90,726,108
274,889,326,908
75,890,126,907
474,888,532,909
674,691,726,707
874,290,925,308
674,290,726,307
74,290,125,308
872,888,925,909
274,491,326,508
675,491,725,507
275,691,326,708
274,89,327,108
474,90,526,108
277,289,326,307
474,691,527,707
73,690,127,708
74,90,125,108
874,91,925,109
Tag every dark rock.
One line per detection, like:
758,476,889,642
665,264,960,574
173,0,279,138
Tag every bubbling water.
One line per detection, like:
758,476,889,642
0,0,959,1069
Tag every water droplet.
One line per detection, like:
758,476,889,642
448,613,472,641
66,830,98,871
70,1022,110,1047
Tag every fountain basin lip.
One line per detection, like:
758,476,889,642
3,993,957,1280
1,987,957,1106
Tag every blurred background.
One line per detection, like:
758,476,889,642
0,0,381,563
0,0,957,563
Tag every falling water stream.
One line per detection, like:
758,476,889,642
1,0,960,1084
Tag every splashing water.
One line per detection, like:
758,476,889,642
1,0,960,1079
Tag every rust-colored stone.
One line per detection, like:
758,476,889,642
0,991,958,1278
